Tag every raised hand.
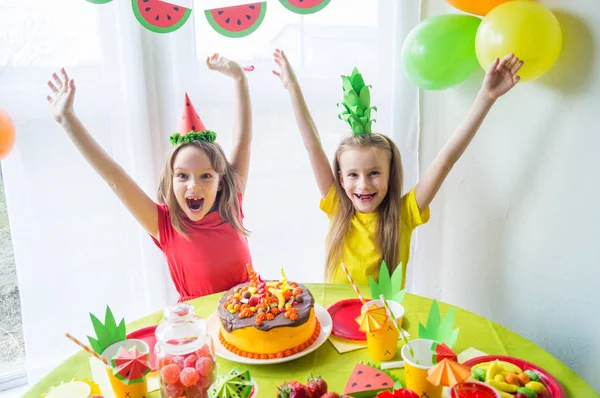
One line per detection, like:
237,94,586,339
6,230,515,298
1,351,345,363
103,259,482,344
481,53,524,100
272,49,298,90
46,68,76,124
206,53,245,81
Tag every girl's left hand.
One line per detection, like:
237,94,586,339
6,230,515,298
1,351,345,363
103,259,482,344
206,53,244,80
481,53,523,100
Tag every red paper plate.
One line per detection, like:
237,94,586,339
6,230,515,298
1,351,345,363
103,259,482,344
463,355,566,398
326,298,369,341
127,325,158,371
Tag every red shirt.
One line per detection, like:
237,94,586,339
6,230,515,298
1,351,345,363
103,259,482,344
152,199,252,301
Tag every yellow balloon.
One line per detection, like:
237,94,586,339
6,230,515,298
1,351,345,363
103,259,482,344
476,0,562,81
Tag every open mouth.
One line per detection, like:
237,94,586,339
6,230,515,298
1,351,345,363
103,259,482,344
354,193,376,202
186,197,204,212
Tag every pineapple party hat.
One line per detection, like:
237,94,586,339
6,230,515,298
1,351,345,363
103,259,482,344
337,68,377,135
169,93,216,145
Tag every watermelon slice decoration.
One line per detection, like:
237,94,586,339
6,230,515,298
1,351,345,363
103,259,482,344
205,2,267,38
344,363,402,398
279,0,331,15
131,0,192,34
110,346,151,385
431,342,457,364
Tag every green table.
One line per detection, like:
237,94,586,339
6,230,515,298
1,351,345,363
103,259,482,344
26,284,597,397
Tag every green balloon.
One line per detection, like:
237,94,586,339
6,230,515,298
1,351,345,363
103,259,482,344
402,14,481,90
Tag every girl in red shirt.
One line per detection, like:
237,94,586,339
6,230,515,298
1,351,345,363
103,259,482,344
46,54,253,301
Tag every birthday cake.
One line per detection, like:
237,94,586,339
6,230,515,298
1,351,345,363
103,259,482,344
217,267,320,359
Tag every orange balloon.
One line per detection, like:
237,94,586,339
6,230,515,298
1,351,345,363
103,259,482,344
0,108,16,160
446,0,515,16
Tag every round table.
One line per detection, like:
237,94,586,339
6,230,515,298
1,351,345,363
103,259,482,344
25,284,596,397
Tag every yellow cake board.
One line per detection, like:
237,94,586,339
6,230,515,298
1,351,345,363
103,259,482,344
328,328,410,354
89,357,160,398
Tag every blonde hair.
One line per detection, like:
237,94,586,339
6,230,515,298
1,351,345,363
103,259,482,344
157,141,249,237
325,133,404,280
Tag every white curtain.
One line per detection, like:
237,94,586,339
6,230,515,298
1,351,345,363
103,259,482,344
0,0,420,386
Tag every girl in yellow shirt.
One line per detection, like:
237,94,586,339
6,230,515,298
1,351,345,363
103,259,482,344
272,49,522,286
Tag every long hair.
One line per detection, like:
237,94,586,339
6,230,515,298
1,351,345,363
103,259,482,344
157,140,249,237
325,133,404,280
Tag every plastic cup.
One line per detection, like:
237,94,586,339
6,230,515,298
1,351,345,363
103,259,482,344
101,339,150,398
401,338,443,398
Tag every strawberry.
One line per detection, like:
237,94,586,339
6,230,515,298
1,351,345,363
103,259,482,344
320,393,340,398
278,381,309,398
306,375,328,397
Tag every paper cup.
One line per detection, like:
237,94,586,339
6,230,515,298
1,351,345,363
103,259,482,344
101,339,150,398
362,299,403,361
401,339,443,398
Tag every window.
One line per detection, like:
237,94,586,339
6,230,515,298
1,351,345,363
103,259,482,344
0,166,25,389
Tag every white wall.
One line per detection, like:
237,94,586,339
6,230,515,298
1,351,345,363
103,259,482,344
412,0,599,392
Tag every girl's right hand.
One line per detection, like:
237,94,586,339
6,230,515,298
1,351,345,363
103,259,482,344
272,49,298,90
46,68,75,124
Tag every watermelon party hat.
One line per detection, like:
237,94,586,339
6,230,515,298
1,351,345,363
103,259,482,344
337,67,377,135
169,93,216,145
110,346,151,385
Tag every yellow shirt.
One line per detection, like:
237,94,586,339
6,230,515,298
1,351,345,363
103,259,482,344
320,185,430,287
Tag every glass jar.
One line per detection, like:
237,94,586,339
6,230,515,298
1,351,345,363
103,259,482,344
155,303,216,398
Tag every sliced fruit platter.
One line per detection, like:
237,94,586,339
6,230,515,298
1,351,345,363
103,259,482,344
464,356,566,398
86,0,332,36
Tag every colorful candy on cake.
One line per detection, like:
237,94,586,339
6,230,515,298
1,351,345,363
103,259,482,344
217,266,320,359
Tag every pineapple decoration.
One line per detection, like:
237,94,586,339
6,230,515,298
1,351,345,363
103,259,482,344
337,67,377,135
87,306,127,356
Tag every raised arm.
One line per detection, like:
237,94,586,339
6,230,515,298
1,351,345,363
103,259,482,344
273,49,334,198
47,68,159,240
415,53,523,211
206,54,252,196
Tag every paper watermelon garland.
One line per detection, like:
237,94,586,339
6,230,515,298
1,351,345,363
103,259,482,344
205,2,267,38
170,93,217,146
131,0,192,34
279,0,331,15
208,368,253,398
110,346,151,385
344,362,402,398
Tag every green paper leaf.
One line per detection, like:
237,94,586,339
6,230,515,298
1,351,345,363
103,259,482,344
351,70,365,93
359,85,371,110
337,101,351,114
90,313,112,353
391,262,404,293
351,122,364,135
350,105,362,117
438,307,455,341
418,299,460,348
359,116,369,126
449,328,460,349
87,336,102,355
378,260,392,299
104,307,117,339
391,290,405,305
341,75,354,92
369,276,382,301
345,90,360,107
365,120,373,134
339,113,351,122
117,319,126,341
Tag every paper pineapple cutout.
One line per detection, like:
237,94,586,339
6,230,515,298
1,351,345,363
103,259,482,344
337,67,377,135
418,299,460,349
87,306,126,355
369,261,405,305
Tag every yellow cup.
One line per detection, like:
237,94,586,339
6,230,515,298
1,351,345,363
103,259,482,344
362,299,404,361
401,339,443,398
101,339,150,398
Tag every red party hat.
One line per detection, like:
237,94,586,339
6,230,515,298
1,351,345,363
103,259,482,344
170,93,216,145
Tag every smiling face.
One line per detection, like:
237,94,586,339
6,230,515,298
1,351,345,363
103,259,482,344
172,145,221,221
338,146,391,214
